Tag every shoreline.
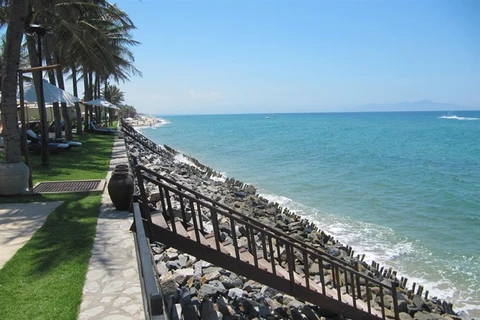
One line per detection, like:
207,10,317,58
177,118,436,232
125,116,159,128
124,125,475,320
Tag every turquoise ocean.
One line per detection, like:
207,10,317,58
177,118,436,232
138,111,480,316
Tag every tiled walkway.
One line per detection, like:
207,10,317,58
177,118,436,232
77,138,144,319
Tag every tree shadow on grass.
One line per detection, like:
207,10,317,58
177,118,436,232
25,193,102,276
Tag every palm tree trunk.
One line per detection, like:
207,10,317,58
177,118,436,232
44,41,62,139
54,53,72,140
71,65,83,135
0,0,27,163
83,69,90,132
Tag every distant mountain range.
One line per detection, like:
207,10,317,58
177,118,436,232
353,100,476,112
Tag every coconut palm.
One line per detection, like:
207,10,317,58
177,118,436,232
102,84,124,106
0,0,27,163
21,0,140,136
55,2,140,131
0,0,31,195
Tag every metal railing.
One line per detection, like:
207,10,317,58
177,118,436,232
121,119,165,155
131,198,166,320
135,164,400,320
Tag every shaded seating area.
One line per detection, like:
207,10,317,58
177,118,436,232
89,121,115,134
26,129,81,153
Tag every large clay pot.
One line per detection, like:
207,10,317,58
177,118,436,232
0,162,29,196
107,171,134,210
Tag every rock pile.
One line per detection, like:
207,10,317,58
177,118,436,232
124,132,473,320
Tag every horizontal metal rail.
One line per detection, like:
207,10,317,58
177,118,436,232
132,200,165,320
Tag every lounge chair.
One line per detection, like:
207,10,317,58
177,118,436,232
89,122,115,134
27,137,71,154
26,129,81,149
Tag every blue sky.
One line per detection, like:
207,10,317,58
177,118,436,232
113,0,480,115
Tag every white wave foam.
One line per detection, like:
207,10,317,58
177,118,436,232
439,115,480,121
174,154,197,167
156,118,170,126
210,172,227,183
260,192,480,316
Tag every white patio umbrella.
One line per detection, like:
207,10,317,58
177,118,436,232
21,79,80,105
82,97,118,109
82,97,118,127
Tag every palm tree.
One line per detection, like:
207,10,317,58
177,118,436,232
55,1,140,132
102,83,124,125
102,84,124,106
0,0,30,195
1,0,27,163
21,0,139,136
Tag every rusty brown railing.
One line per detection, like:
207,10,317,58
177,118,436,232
135,164,400,320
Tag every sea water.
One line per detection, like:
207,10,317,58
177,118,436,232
138,111,480,316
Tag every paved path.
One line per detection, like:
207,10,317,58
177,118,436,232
0,201,63,269
78,137,144,320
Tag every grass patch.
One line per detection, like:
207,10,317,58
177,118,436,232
0,132,116,319
0,133,114,183
0,193,102,320
29,134,114,183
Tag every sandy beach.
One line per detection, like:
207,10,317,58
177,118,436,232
125,116,158,127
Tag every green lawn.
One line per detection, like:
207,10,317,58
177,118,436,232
0,133,115,320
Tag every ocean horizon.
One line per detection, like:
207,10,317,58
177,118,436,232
138,110,480,317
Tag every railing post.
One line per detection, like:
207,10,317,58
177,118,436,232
318,256,326,295
150,293,164,316
165,190,177,234
379,286,386,320
286,244,296,294
211,208,221,251
189,199,201,243
303,250,310,289
391,280,400,320
267,235,276,275
229,217,240,259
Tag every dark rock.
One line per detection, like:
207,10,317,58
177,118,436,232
328,247,341,256
166,261,181,270
442,301,455,315
260,286,279,299
219,275,237,289
239,298,259,318
408,305,422,317
199,282,226,297
235,191,247,197
301,305,320,320
179,287,199,320
413,295,431,312
291,308,308,320
201,298,219,320
216,296,232,316
398,300,409,313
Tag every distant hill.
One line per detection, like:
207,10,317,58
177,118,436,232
353,100,475,112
